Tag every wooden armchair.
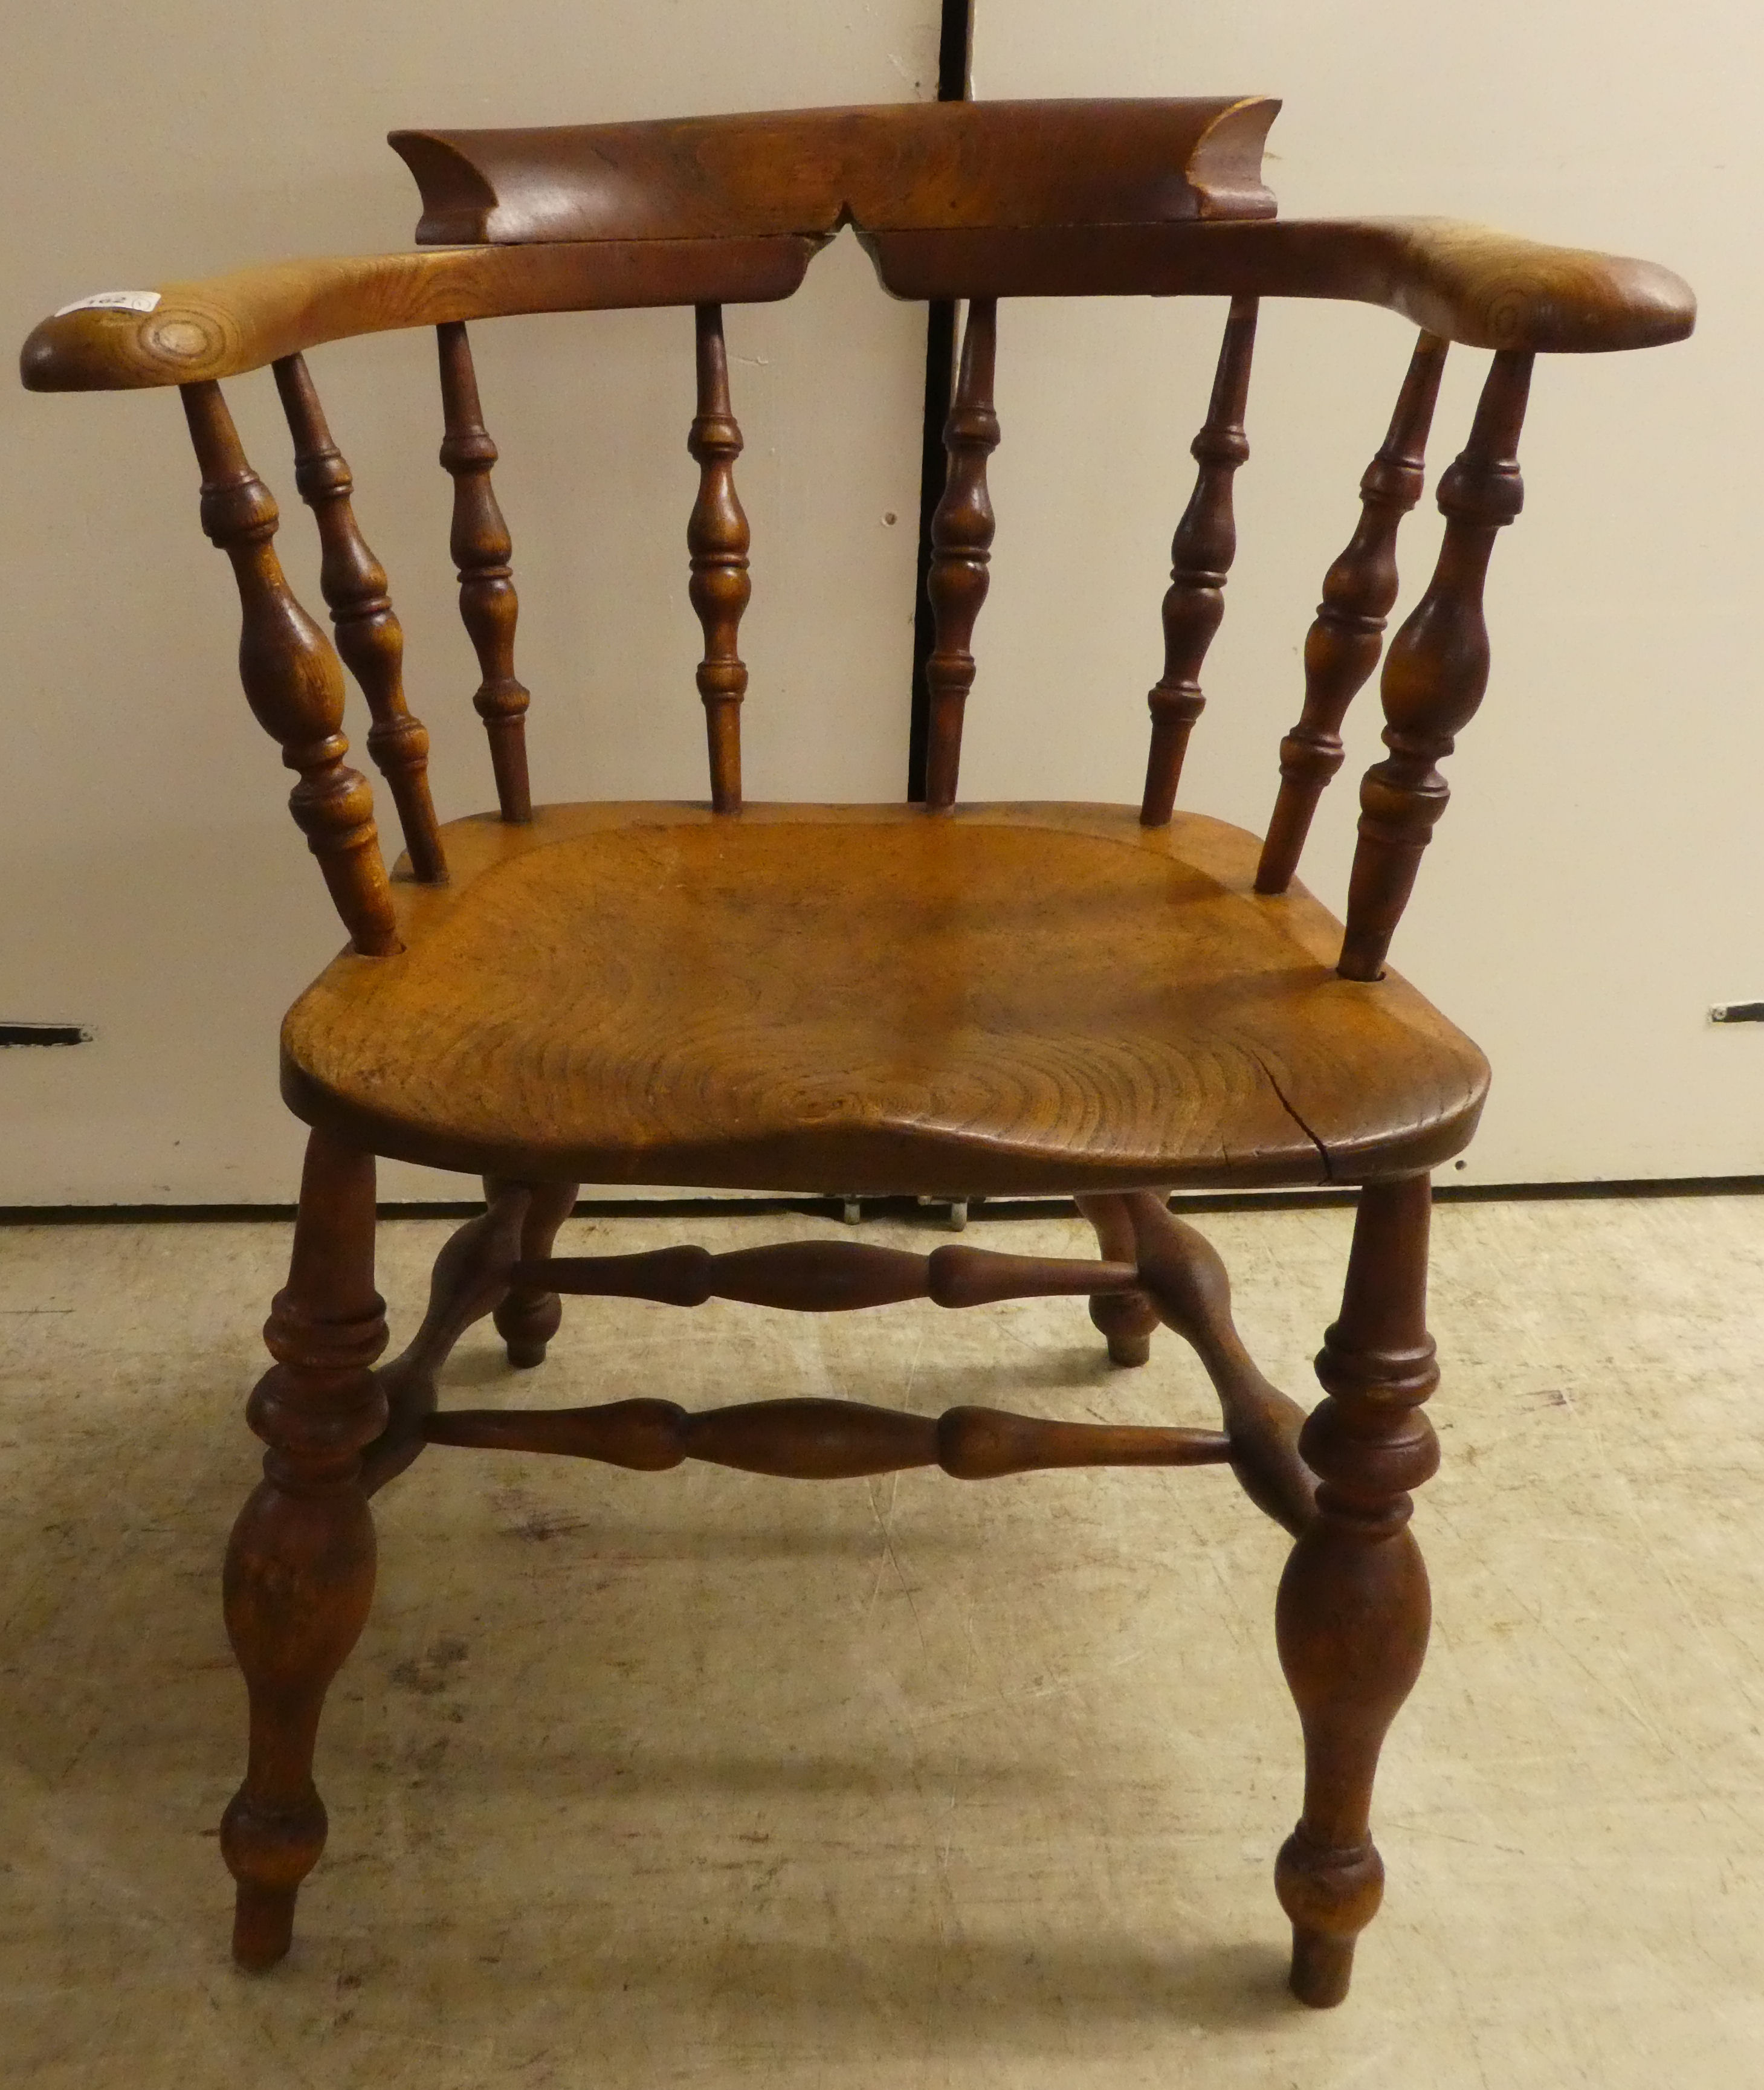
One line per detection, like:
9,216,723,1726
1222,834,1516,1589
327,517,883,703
21,97,1693,2009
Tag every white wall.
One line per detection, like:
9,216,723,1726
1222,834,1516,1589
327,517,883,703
0,2,939,1202
969,1,1760,1184
3,2,1754,1202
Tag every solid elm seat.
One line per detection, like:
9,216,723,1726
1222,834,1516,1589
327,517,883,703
19,95,1693,2021
283,801,1488,1193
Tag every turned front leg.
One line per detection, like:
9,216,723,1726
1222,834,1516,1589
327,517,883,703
488,1177,577,1367
1275,1174,1439,2007
221,1129,387,1969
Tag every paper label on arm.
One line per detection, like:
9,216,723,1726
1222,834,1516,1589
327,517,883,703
53,289,161,318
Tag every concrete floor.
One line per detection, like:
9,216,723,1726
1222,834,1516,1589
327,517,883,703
1,1194,1762,2087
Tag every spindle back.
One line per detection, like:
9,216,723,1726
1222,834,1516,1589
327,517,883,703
21,100,1694,978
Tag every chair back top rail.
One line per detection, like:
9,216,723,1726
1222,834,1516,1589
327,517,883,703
22,217,1694,396
389,99,1281,247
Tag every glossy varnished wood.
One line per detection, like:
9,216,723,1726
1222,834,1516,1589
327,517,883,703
687,305,749,812
522,1237,1141,1309
861,216,1696,351
425,1394,1232,1480
18,94,1696,2013
1122,1190,1317,1537
489,1177,578,1367
1075,1192,1163,1367
180,381,399,955
21,240,818,392
1257,333,1447,894
437,322,531,823
1275,1174,1439,2005
22,219,1692,399
1339,351,1533,979
273,352,446,884
280,801,1490,1195
1140,295,1257,826
358,1184,529,1497
923,298,999,808
390,100,1281,245
222,1128,387,1968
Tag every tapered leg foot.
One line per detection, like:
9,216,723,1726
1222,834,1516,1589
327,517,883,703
1074,1192,1161,1367
1286,1919,1359,2010
222,1130,387,1969
1275,1175,1439,2006
1093,1312,1154,1367
488,1178,577,1367
226,1853,309,1971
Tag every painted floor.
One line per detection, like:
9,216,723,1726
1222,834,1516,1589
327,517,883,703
2,1195,1762,2086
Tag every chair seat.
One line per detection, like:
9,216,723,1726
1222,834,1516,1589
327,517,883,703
280,801,1489,1194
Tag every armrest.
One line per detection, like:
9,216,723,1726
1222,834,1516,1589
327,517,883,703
22,210,1693,394
20,236,813,392
864,216,1696,352
1242,218,1695,351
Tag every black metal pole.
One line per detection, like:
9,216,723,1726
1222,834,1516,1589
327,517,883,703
906,0,975,801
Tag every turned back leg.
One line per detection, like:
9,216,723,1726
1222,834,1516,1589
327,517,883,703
221,1129,388,1969
1275,1173,1439,2006
1074,1192,1162,1366
488,1178,577,1367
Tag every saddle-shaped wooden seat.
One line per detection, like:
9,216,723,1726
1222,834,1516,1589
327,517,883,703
283,801,1487,1193
21,97,1691,2019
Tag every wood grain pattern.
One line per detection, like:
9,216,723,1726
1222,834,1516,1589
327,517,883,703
1140,295,1258,826
923,298,999,808
1275,1173,1439,2006
18,100,1697,2007
21,239,816,392
438,321,531,823
687,304,750,812
1339,351,1533,980
221,1129,387,1969
180,381,399,956
1257,332,1447,894
273,352,446,884
390,99,1280,245
21,214,1692,399
276,802,1490,1196
424,1394,1231,1480
861,216,1696,351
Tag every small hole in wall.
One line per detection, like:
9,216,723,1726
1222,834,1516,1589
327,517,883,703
1454,1160,1467,1170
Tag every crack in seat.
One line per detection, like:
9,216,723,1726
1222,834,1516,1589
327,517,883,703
281,801,1488,1193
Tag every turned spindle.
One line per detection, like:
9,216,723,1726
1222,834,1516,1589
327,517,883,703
923,297,1000,810
273,353,446,884
1140,295,1258,826
180,381,398,956
1338,351,1533,979
1256,334,1447,894
424,1394,1230,1482
687,303,751,813
1275,1173,1439,2006
516,1236,1141,1314
437,320,532,823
